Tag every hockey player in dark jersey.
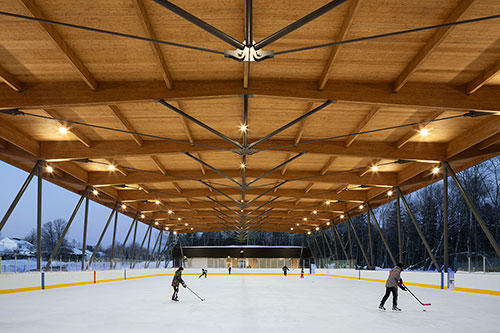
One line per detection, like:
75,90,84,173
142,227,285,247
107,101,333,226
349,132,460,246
282,265,290,276
171,267,186,301
199,268,207,279
379,263,406,311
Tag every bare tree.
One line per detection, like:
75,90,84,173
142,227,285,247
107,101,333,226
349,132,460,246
42,218,68,255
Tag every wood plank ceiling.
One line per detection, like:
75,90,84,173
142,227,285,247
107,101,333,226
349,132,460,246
1,0,500,234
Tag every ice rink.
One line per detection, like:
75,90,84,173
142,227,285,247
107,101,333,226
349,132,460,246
1,272,499,333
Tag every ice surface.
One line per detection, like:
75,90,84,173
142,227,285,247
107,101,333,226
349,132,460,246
0,273,499,332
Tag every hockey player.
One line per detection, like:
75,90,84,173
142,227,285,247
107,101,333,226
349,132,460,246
171,267,186,301
379,263,406,311
282,265,290,276
300,267,304,278
199,268,207,279
228,266,231,275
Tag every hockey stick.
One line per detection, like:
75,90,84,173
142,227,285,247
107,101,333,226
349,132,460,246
186,286,206,301
402,284,431,306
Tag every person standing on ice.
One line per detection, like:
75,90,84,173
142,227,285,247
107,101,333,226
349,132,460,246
199,268,207,279
300,267,304,278
379,262,406,311
228,266,231,275
282,265,290,276
171,267,186,301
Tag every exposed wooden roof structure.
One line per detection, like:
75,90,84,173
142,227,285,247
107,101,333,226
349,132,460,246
1,0,500,235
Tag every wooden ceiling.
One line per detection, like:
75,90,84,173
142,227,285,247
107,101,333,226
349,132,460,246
1,0,500,234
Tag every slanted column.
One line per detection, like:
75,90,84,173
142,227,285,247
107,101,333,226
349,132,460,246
37,162,42,271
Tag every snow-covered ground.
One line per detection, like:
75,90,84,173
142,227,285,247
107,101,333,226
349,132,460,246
1,273,499,332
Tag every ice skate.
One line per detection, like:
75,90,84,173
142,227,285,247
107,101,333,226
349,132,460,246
392,306,401,311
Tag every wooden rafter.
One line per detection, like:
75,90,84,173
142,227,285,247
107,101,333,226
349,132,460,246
39,139,448,162
172,182,182,193
151,155,167,175
477,133,500,150
2,80,500,112
392,0,477,92
359,158,382,177
103,159,128,177
87,168,398,187
466,59,500,95
131,0,173,89
282,102,314,175
395,111,444,149
109,105,144,147
0,65,22,92
304,182,314,194
139,184,150,194
320,156,337,175
446,116,500,159
318,0,362,90
302,155,337,195
150,155,184,195
345,106,381,147
18,0,98,91
139,200,346,212
118,187,368,202
0,118,40,156
176,102,206,174
43,109,92,147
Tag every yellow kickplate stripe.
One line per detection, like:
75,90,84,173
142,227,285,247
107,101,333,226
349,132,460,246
1,272,498,296
0,286,41,294
454,287,500,296
45,281,94,289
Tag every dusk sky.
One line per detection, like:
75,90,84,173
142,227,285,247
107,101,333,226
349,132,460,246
0,161,157,248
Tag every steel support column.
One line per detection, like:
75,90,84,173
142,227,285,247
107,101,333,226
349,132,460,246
115,213,139,268
305,234,319,267
46,186,89,269
130,217,139,268
299,235,305,268
321,230,336,261
0,160,41,232
87,202,119,270
443,166,448,272
346,213,371,268
82,189,89,270
145,224,153,261
347,222,353,261
332,223,349,261
396,187,441,271
366,202,397,267
156,230,163,266
178,235,185,267
312,232,325,268
164,233,177,268
37,162,42,271
147,229,161,267
133,221,153,267
444,162,500,258
110,209,118,269
396,191,403,264
367,211,374,269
